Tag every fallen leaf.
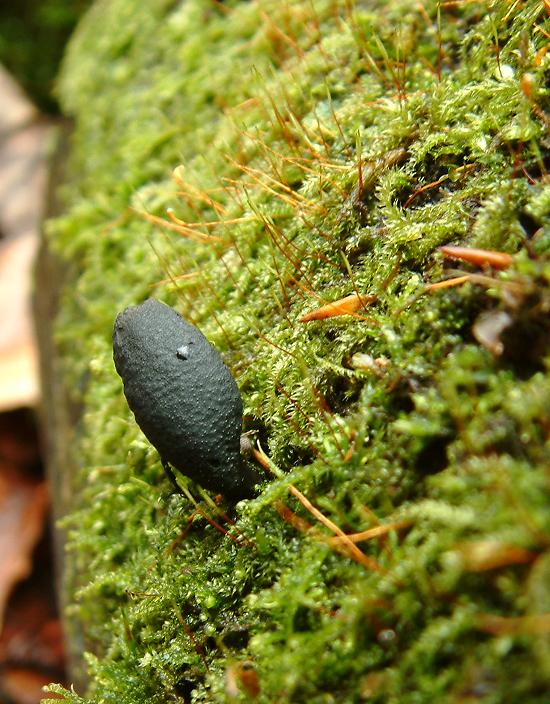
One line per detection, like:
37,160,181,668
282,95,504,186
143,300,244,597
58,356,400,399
0,477,48,630
1,665,56,704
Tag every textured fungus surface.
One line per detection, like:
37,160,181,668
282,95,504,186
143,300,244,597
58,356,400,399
113,299,259,499
42,0,550,702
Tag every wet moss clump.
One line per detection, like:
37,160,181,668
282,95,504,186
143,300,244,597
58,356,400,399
43,1,550,702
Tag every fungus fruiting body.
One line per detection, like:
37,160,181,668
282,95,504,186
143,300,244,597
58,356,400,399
112,298,261,500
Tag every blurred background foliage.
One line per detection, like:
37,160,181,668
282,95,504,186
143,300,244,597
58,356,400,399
0,0,90,111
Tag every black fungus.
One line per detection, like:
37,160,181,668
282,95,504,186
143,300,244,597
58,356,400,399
112,298,261,500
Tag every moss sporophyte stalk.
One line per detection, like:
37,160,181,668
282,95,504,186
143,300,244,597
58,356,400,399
43,0,550,702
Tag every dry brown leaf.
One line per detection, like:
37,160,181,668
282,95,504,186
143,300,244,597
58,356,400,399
0,477,48,630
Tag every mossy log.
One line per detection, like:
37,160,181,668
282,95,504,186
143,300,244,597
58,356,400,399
40,1,550,702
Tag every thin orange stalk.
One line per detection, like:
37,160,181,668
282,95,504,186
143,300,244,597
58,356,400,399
403,175,448,208
287,484,382,572
228,158,307,199
222,175,317,212
136,209,222,242
152,272,199,287
172,167,227,215
274,500,314,534
329,520,413,545
166,209,257,229
427,275,471,291
253,447,381,571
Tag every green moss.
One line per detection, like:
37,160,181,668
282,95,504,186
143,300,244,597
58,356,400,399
43,0,550,702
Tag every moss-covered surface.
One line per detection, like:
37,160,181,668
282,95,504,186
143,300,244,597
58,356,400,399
42,0,550,702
